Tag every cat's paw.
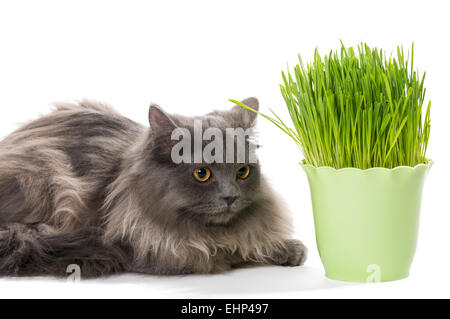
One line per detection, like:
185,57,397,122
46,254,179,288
272,239,308,267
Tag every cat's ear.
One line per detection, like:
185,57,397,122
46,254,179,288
149,104,176,135
231,97,259,128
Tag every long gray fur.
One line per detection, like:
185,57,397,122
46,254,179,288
0,98,307,278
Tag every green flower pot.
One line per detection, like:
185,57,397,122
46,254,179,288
301,161,432,282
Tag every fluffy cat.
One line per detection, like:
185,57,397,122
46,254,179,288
0,97,307,278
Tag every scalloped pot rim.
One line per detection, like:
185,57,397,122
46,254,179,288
300,159,433,173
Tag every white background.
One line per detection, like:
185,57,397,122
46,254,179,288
0,0,449,298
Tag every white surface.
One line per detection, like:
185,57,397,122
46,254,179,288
0,0,449,299
0,266,449,299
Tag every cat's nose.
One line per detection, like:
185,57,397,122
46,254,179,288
223,196,238,206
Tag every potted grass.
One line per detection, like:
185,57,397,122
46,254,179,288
231,43,432,282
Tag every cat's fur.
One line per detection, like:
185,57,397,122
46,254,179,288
0,98,307,278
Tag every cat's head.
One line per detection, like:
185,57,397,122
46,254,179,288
144,98,263,225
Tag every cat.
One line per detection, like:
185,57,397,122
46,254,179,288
0,97,307,278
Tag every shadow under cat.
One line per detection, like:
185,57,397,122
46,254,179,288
95,266,356,297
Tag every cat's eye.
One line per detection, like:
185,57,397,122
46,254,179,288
193,168,211,182
236,165,250,180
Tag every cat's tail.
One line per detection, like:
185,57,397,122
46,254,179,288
0,223,128,278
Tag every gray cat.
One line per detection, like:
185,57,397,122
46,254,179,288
0,97,307,277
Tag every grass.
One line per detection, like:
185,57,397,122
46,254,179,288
231,43,431,169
